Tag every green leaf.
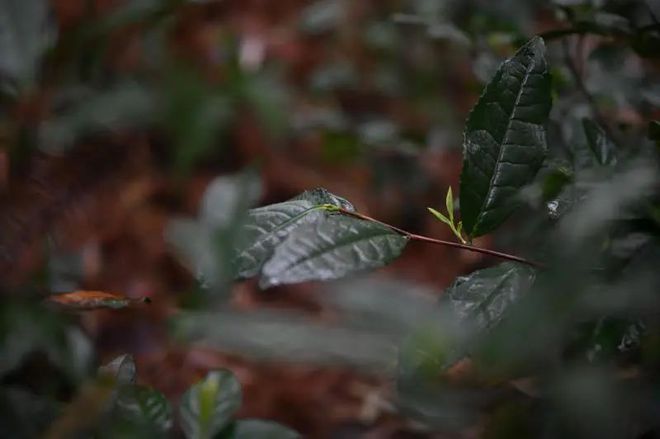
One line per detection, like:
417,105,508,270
233,188,354,279
260,216,408,288
427,207,453,227
446,187,455,223
582,119,617,166
442,262,537,332
114,385,173,433
223,419,300,439
99,354,136,386
179,370,242,439
460,37,552,238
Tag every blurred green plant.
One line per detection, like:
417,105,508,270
2,0,660,437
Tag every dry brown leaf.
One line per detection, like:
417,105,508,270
44,290,151,311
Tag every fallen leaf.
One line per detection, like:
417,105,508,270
44,290,151,311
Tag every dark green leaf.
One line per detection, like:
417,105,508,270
582,119,617,166
114,385,172,433
234,188,354,279
460,37,552,238
442,262,537,332
179,369,242,439
260,216,408,288
223,419,300,439
649,121,660,145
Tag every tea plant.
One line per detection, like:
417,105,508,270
173,34,659,436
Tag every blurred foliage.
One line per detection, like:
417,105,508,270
0,0,659,437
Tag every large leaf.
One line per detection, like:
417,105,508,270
460,37,551,238
172,309,398,370
233,188,354,279
442,262,537,332
179,370,242,439
223,419,300,439
260,216,408,288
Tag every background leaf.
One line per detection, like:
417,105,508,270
460,37,552,238
582,119,617,166
166,170,261,297
179,370,242,439
260,216,408,288
113,385,172,434
99,354,136,386
442,262,537,333
223,419,300,439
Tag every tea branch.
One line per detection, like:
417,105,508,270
331,207,542,268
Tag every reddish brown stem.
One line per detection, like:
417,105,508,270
337,208,543,268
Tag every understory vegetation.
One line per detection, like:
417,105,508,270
1,0,659,437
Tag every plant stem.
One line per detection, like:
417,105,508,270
337,208,542,268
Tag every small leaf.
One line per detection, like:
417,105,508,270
224,419,300,439
44,291,150,311
99,354,136,386
446,187,455,223
427,207,453,227
179,369,242,439
460,37,552,238
234,188,354,279
582,119,617,166
115,385,173,433
260,216,408,288
442,262,537,332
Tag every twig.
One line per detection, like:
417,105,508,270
337,208,543,268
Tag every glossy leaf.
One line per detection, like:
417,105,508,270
583,119,617,166
260,216,408,288
460,37,551,238
115,385,173,433
99,354,136,386
442,262,537,332
44,291,150,311
224,419,300,439
233,188,354,279
179,369,242,439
